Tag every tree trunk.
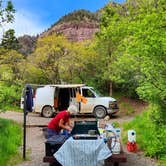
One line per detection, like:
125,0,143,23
109,81,112,96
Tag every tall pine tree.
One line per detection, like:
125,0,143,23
1,29,19,50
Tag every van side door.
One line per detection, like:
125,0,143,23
80,87,95,113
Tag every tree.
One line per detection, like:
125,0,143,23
0,48,23,83
97,0,166,97
97,0,166,122
96,2,166,161
23,34,99,86
24,34,71,84
59,39,98,85
0,0,15,25
1,29,19,50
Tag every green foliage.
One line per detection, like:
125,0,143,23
97,0,166,99
24,34,72,84
0,82,22,111
0,118,22,166
97,2,166,161
148,104,166,126
96,0,166,125
0,49,23,110
123,110,166,163
1,29,19,50
0,48,24,83
25,34,100,87
54,9,98,25
0,0,15,25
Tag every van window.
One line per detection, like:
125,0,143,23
82,89,95,98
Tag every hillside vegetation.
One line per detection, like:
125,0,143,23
54,9,99,25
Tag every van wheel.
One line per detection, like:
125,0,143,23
93,106,107,119
42,106,53,118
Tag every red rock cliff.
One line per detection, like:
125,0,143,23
41,21,99,42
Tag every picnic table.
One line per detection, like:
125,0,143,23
44,152,126,166
43,137,127,166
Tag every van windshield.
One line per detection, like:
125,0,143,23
90,88,101,97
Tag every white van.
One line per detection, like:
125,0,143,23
23,84,119,119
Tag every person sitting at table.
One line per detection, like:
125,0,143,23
47,105,78,139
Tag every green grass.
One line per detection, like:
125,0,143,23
1,105,23,112
0,105,22,112
0,118,22,166
122,111,166,165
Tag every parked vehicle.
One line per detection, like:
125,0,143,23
21,84,119,119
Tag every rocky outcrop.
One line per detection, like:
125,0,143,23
41,21,99,42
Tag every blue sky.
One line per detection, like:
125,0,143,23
0,0,124,38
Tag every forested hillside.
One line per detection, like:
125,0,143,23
0,0,166,162
54,9,99,25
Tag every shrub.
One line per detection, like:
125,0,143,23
123,109,166,163
0,82,22,111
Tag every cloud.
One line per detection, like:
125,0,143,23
0,10,48,39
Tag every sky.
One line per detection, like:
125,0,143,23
0,0,125,39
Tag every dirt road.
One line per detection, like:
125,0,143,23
0,111,157,166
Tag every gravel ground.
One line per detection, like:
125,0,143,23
0,111,158,166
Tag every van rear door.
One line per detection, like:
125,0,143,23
35,86,55,113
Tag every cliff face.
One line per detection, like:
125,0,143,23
41,21,99,42
41,9,100,42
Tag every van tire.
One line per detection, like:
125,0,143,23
42,106,54,118
93,106,107,119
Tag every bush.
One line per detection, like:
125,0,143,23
123,110,166,163
0,82,22,111
148,104,166,126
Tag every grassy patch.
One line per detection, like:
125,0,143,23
0,118,22,166
7,152,23,166
122,111,166,164
0,105,22,112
